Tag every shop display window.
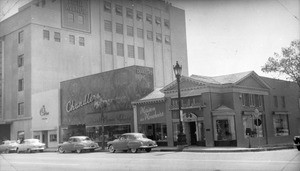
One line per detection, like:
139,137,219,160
243,115,264,138
213,115,236,141
86,125,130,143
273,114,289,136
50,134,57,142
138,123,167,142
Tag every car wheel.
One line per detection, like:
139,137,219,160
130,148,138,153
58,147,65,153
76,149,81,154
16,148,20,154
108,145,115,153
145,148,151,152
27,149,31,153
297,146,300,151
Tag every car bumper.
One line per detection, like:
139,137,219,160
30,147,45,151
82,146,99,150
140,145,158,149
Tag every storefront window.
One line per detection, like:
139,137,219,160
273,114,289,136
215,120,232,141
50,134,57,142
138,123,167,142
243,115,264,138
86,125,130,143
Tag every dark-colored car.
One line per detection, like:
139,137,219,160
107,133,158,153
58,136,99,153
294,135,300,151
0,140,18,153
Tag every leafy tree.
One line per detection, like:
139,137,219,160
261,39,300,87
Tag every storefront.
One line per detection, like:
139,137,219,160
60,66,154,146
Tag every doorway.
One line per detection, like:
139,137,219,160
189,122,197,145
42,131,48,148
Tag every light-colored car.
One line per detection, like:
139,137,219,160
107,133,158,153
16,139,45,153
58,136,99,154
0,140,19,153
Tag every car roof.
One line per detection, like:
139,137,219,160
122,133,144,136
69,136,89,138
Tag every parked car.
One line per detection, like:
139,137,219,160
16,139,45,153
58,136,99,153
294,135,300,151
0,140,19,153
107,133,158,153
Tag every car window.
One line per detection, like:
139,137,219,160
119,135,126,140
127,135,136,140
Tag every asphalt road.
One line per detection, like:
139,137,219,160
0,149,299,171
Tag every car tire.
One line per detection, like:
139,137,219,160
108,145,115,153
145,148,151,152
58,147,65,153
297,146,300,151
27,149,31,153
76,149,81,154
16,148,20,154
130,148,138,153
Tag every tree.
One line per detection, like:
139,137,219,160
261,39,300,87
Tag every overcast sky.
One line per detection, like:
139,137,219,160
1,0,299,80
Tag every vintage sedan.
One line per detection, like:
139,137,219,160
107,133,158,153
58,136,99,153
294,135,300,151
16,139,45,153
0,140,19,153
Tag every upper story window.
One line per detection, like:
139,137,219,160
104,1,111,13
18,54,24,67
79,37,85,46
117,43,124,57
68,13,74,23
146,14,152,24
54,32,61,42
155,16,161,25
78,15,84,24
137,28,144,39
242,93,264,107
165,35,170,44
164,19,170,29
116,23,123,34
18,79,24,91
126,8,133,19
43,30,50,40
127,45,134,58
105,40,113,55
138,47,144,60
127,26,134,37
18,102,24,116
156,33,162,43
147,31,153,41
281,96,286,108
274,96,278,108
115,4,123,16
104,20,112,32
136,11,143,21
69,35,75,45
18,31,24,44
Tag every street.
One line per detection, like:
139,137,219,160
0,149,299,171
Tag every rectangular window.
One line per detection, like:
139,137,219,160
17,131,25,140
155,16,161,25
274,96,278,108
43,30,50,40
136,11,143,21
156,33,162,42
104,1,111,13
69,35,75,45
137,28,144,39
164,19,170,28
242,93,250,107
273,114,289,136
18,79,24,91
147,31,153,41
104,20,112,32
50,134,57,142
18,102,24,116
259,95,264,107
68,13,74,23
281,96,286,108
128,45,134,58
18,54,24,67
116,23,123,34
165,35,170,44
105,40,113,55
146,14,152,24
54,32,61,42
126,8,133,19
243,115,264,138
78,15,84,24
127,26,134,37
18,31,24,44
79,37,85,46
138,47,144,60
254,94,259,107
115,4,122,16
117,43,124,57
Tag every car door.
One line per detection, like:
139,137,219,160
64,138,75,151
114,135,127,150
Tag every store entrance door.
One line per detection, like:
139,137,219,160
42,131,48,148
189,122,197,145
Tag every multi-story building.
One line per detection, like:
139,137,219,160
0,0,188,147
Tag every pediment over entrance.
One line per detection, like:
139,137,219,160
212,105,235,116
162,76,206,93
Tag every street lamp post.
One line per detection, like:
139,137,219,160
173,61,187,148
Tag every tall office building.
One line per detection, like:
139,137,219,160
0,0,188,147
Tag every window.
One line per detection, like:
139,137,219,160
104,1,111,13
243,114,264,138
146,14,152,24
18,31,24,44
147,31,153,41
105,40,113,54
104,20,112,32
43,30,50,40
117,43,124,57
156,33,162,42
68,13,74,23
274,96,278,108
17,131,25,140
127,26,134,37
281,96,286,108
79,37,85,46
138,124,167,142
18,79,24,91
126,8,133,19
155,16,161,25
273,114,289,136
164,19,170,28
165,35,170,44
116,23,123,34
18,54,24,67
115,4,122,16
128,45,134,58
18,102,24,116
78,15,84,24
54,32,61,42
137,28,144,39
136,11,143,21
242,93,263,107
50,134,57,142
69,35,75,44
138,47,144,60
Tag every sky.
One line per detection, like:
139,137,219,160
0,0,299,80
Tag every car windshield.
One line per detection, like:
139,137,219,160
129,134,147,139
79,137,91,141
